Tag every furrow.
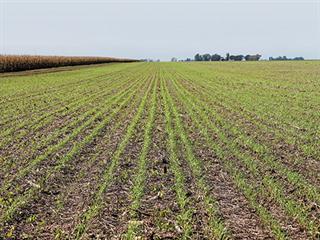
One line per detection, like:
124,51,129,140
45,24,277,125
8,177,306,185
1,70,149,238
0,73,145,223
0,67,146,172
162,71,230,239
170,73,317,238
125,71,158,239
0,73,143,192
157,76,193,239
0,64,142,142
173,69,320,204
73,72,154,239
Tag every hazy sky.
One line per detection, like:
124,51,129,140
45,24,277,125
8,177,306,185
1,0,320,60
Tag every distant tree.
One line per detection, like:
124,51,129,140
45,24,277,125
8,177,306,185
202,53,211,61
211,54,222,61
270,56,305,61
194,53,203,61
226,53,230,61
269,56,294,61
237,55,244,61
185,58,192,62
171,57,178,62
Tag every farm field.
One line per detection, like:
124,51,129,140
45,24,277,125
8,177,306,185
0,55,137,73
0,61,319,239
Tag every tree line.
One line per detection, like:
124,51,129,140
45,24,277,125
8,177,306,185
171,54,305,62
193,53,262,61
269,56,304,61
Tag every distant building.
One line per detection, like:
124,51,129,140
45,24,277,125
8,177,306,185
229,55,244,61
245,54,262,61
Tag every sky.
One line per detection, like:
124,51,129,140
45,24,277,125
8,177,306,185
1,0,320,61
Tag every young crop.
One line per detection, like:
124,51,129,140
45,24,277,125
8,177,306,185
73,75,155,239
1,61,319,239
126,73,158,239
162,73,229,239
0,73,147,223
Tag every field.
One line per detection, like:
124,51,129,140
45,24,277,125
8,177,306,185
0,55,138,73
0,61,319,239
